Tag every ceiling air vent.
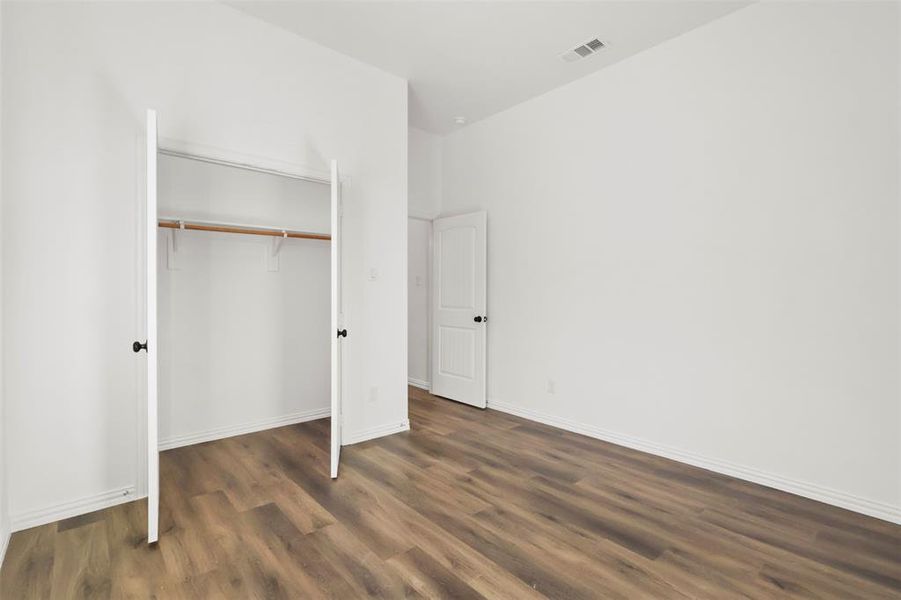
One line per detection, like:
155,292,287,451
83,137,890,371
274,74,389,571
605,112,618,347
560,38,606,63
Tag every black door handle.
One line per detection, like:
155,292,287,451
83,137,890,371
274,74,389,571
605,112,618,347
337,329,347,338
474,316,482,323
133,340,148,353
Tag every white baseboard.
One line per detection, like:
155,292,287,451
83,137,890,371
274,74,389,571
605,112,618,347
408,378,430,390
10,486,137,533
344,420,410,445
0,527,9,569
159,407,330,451
488,398,901,525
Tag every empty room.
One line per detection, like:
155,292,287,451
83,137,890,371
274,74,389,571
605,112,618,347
0,0,899,598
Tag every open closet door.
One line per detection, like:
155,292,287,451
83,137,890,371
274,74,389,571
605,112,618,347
143,109,160,543
330,159,343,478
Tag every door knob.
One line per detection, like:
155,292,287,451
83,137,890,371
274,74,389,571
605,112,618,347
473,316,482,323
337,329,347,338
133,340,148,353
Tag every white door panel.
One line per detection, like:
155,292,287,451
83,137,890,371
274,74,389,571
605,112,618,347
330,160,343,478
143,109,159,544
431,212,487,408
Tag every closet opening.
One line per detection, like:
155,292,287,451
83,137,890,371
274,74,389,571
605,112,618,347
157,150,332,458
139,113,344,544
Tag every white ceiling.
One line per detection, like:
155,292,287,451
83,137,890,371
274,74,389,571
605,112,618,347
226,1,752,135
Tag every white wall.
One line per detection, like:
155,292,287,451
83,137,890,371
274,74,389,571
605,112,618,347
2,1,407,528
442,1,900,521
409,127,442,219
407,218,430,387
157,156,330,448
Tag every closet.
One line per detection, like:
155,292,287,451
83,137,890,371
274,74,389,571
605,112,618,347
135,110,345,545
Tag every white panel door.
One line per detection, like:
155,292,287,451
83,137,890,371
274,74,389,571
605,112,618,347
330,160,344,478
431,211,487,408
140,109,160,543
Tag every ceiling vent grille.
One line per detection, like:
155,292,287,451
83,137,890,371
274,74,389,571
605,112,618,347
560,38,606,63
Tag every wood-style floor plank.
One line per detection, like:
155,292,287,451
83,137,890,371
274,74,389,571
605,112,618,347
1,385,899,598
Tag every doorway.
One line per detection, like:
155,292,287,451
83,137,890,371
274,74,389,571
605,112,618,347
140,110,348,543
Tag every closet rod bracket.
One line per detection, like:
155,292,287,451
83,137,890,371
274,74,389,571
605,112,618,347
267,231,287,272
166,222,184,271
171,220,185,253
271,230,288,257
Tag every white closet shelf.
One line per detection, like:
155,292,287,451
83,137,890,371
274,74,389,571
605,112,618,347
158,217,330,241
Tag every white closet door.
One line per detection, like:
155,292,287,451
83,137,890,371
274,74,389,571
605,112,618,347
141,109,160,543
431,211,487,408
330,160,344,478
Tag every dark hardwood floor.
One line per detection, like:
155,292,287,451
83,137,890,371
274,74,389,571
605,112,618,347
2,386,899,598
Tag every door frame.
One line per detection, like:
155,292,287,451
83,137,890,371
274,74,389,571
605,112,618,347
408,214,434,391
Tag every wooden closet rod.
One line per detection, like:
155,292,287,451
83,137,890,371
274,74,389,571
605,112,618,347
159,219,330,241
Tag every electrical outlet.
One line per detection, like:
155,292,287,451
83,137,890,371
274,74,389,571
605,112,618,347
546,379,556,395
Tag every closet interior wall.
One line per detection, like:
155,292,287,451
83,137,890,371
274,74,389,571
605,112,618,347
157,154,331,449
